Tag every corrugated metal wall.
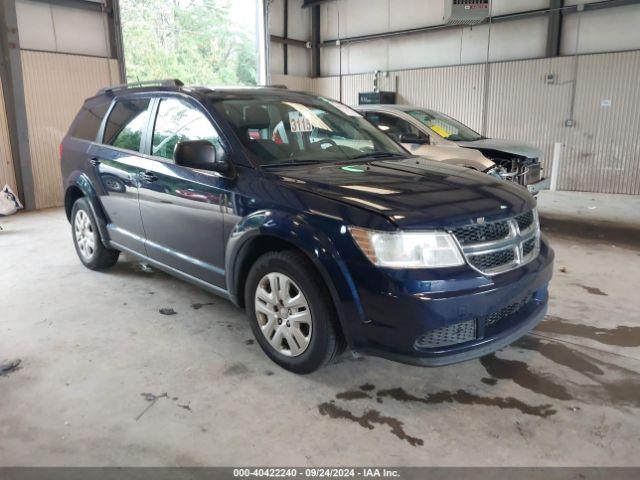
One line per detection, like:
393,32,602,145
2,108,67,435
484,56,574,181
562,51,640,194
21,51,119,209
275,51,640,194
271,74,315,93
0,80,17,193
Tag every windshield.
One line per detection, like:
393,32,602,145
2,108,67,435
406,109,483,142
211,95,407,166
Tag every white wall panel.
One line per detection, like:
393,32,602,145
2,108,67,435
15,0,57,52
16,0,109,57
270,42,285,75
288,46,312,77
386,28,464,70
50,5,110,57
270,0,285,37
388,0,447,31
561,4,640,56
490,0,549,16
0,80,17,194
486,16,547,62
334,0,390,38
288,0,311,41
270,0,310,40
21,51,120,208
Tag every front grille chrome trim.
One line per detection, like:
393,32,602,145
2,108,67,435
450,210,540,276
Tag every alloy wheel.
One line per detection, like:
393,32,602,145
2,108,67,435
254,272,313,357
74,209,96,261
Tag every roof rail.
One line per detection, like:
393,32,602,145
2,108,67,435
97,79,184,95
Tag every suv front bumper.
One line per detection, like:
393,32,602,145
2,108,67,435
345,238,554,367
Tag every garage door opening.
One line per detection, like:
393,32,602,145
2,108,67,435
120,0,264,86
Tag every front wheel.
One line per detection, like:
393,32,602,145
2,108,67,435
71,197,119,270
245,250,340,374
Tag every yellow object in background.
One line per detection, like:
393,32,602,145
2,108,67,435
430,124,452,138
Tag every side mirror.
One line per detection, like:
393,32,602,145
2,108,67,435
174,140,230,174
398,132,429,145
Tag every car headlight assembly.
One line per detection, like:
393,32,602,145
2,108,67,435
349,227,465,269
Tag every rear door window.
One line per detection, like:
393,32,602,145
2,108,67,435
70,102,110,141
103,98,152,152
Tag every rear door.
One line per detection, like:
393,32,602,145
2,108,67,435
92,97,153,253
137,95,230,288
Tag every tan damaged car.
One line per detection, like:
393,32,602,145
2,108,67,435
358,104,549,195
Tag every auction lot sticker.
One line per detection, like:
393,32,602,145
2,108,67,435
289,111,313,133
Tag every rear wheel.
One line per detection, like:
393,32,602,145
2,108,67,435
71,198,119,270
245,250,340,374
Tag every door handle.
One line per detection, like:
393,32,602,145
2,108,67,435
89,157,100,166
140,171,158,182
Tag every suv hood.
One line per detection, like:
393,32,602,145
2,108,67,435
271,158,535,230
457,138,542,159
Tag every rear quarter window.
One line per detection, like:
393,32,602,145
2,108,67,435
103,98,151,152
70,102,110,141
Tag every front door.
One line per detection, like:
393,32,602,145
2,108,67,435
137,96,230,288
93,97,152,254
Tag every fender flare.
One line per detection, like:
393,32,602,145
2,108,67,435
225,210,366,347
65,172,111,245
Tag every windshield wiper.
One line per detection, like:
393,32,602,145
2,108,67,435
349,152,406,160
262,159,326,168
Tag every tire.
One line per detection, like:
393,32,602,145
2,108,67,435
245,250,340,374
71,197,119,270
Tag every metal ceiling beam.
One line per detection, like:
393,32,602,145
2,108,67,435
311,4,321,77
546,0,564,57
26,0,104,12
270,35,307,48
321,0,640,47
283,0,289,75
106,0,126,80
301,0,336,8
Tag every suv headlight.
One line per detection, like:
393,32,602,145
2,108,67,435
349,227,465,268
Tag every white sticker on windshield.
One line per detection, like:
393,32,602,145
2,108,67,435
288,111,313,133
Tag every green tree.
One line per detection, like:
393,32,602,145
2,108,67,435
120,0,258,86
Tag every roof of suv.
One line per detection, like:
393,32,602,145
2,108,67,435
93,82,309,102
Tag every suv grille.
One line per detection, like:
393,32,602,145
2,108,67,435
450,209,540,275
451,222,510,246
415,319,476,349
468,249,515,271
516,211,534,231
485,294,534,327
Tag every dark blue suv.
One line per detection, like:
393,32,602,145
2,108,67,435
61,80,554,373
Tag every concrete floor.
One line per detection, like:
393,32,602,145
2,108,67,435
1,199,639,467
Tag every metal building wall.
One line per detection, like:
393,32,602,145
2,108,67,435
0,80,17,193
270,74,315,92
295,51,640,195
21,51,120,209
563,51,640,194
484,56,575,181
